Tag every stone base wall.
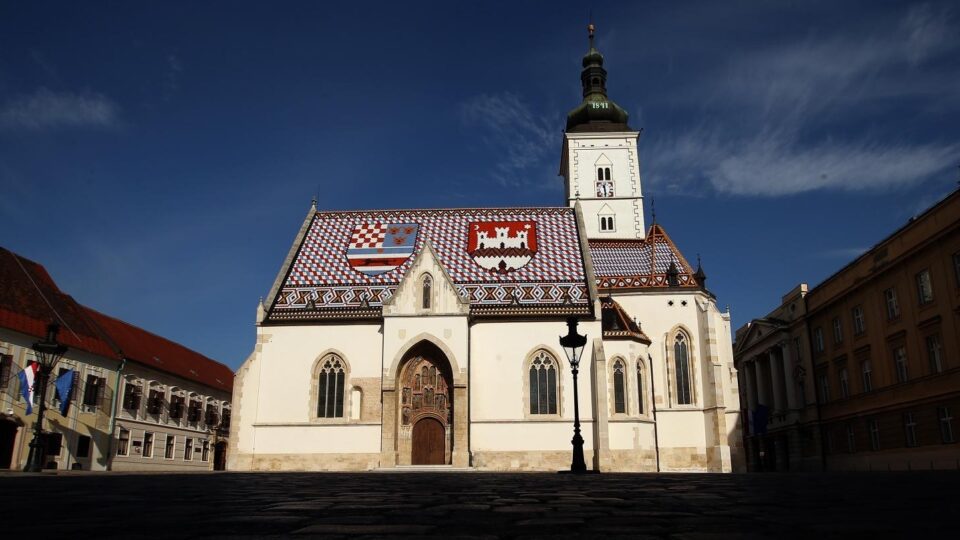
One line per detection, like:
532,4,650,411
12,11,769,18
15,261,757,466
111,460,212,472
659,446,709,472
230,452,381,471
602,449,658,471
471,450,597,471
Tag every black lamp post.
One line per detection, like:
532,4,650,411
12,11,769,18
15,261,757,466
559,317,588,473
24,323,68,472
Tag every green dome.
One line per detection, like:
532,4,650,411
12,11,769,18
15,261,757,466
565,26,631,133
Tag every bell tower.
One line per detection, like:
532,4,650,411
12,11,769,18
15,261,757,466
560,24,645,240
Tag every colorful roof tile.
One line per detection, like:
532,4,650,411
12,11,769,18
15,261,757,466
268,207,591,320
589,223,698,290
601,296,651,344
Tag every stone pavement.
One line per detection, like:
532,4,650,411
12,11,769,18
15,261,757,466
0,470,955,538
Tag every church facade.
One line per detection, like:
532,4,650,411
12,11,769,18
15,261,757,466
229,28,743,472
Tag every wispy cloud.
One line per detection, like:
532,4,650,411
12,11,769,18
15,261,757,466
647,3,959,197
0,88,120,131
163,54,182,101
460,92,558,188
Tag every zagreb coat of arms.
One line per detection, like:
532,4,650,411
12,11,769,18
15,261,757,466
347,222,419,276
467,221,538,274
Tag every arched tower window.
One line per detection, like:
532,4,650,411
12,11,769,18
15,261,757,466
613,359,627,414
421,274,432,309
317,355,345,418
636,360,645,414
674,333,692,405
529,350,558,415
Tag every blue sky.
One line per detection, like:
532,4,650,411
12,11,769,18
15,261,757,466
1,1,957,369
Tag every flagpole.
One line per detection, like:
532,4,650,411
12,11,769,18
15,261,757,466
23,323,68,473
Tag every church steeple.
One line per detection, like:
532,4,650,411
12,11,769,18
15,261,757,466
566,24,630,133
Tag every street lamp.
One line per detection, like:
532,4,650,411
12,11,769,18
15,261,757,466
24,322,68,472
559,317,588,473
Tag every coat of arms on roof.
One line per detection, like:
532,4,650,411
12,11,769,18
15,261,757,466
346,222,419,276
467,221,537,274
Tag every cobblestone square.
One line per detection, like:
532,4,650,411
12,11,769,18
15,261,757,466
1,471,955,538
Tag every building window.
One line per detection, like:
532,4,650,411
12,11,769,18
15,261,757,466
852,306,865,336
121,381,142,413
818,371,830,402
838,367,849,398
612,359,627,414
165,435,175,459
893,346,908,383
813,328,824,353
868,419,880,451
0,354,12,389
81,374,105,411
915,269,934,304
528,350,559,415
317,355,346,418
184,437,193,461
421,274,432,309
674,333,692,405
846,424,856,453
595,166,613,197
116,428,130,456
599,215,615,232
861,359,873,392
187,399,202,424
169,395,185,420
903,412,918,447
636,361,645,415
832,317,843,344
938,407,955,444
204,403,219,427
147,388,164,416
143,432,154,458
201,440,210,462
76,435,91,459
926,334,943,374
884,288,900,320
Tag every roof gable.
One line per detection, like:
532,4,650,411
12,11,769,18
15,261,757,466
589,222,699,290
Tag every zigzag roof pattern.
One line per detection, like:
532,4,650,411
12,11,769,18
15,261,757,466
589,223,700,290
267,207,593,321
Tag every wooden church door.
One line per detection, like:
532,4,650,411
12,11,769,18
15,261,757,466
401,356,451,465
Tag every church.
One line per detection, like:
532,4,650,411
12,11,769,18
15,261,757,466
229,27,743,472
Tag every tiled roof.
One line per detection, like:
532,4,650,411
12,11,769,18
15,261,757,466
269,207,591,320
589,223,699,290
0,247,116,358
601,296,651,344
83,308,233,394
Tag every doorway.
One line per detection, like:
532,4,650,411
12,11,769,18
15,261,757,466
0,419,19,469
411,418,445,465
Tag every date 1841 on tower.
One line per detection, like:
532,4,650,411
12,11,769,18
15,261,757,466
590,101,610,109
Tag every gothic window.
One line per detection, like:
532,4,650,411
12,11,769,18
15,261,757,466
613,359,627,414
636,361,645,415
528,350,558,415
317,355,345,418
674,332,693,405
421,274,432,309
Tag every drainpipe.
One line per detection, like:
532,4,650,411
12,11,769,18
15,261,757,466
105,357,126,469
648,352,660,472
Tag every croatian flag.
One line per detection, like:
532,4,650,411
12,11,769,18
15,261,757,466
18,361,39,415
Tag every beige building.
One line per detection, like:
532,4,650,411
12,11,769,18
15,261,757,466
0,246,233,471
736,187,960,471
230,28,744,473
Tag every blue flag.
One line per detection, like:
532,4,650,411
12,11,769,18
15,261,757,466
55,369,77,416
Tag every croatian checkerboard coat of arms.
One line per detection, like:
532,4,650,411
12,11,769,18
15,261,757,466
347,222,419,276
467,221,537,274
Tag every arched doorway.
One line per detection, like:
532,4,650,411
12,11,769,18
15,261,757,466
398,344,452,465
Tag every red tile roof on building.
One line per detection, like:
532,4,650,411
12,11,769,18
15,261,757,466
268,207,592,321
0,247,116,358
589,223,700,291
83,307,233,393
0,246,233,393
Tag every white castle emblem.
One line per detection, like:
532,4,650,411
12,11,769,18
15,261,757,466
467,221,537,274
